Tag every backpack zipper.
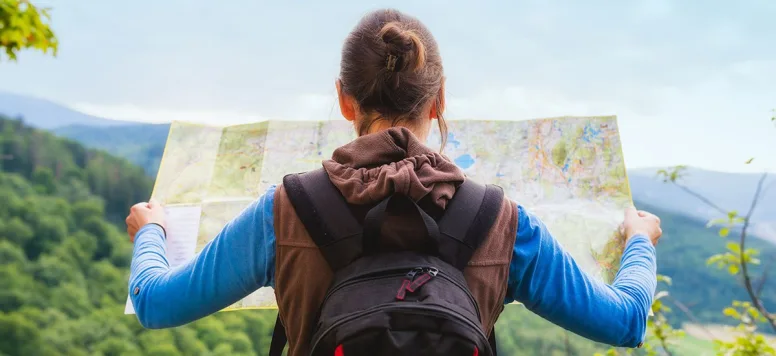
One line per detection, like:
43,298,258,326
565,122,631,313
320,266,433,307
310,302,490,353
320,266,482,321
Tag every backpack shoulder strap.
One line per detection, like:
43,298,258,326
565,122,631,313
437,178,505,271
489,328,498,355
273,169,364,356
269,315,286,356
282,168,364,271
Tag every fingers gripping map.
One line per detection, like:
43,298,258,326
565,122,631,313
125,116,633,313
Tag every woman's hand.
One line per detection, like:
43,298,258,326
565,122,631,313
126,200,167,242
622,207,662,246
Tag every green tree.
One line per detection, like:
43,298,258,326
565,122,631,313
0,0,57,61
1,217,34,247
712,301,776,356
31,167,56,194
656,113,776,355
0,311,41,355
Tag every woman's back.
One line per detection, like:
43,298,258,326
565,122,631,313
273,126,517,355
124,8,662,356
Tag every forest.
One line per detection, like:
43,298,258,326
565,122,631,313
0,116,282,355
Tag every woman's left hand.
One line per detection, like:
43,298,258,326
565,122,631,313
126,200,167,242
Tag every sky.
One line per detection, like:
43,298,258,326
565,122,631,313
1,0,775,173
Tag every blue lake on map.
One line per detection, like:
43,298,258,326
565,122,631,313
454,153,475,170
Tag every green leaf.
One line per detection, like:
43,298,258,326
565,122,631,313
727,264,739,275
723,307,740,318
656,274,673,286
707,217,727,228
0,0,58,60
745,157,754,164
726,242,741,254
719,227,730,237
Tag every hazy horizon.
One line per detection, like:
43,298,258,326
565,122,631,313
1,0,774,174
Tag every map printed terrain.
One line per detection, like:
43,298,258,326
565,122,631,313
125,116,633,313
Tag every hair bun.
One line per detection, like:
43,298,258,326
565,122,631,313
378,21,426,72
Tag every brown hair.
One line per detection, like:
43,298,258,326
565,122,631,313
339,9,447,150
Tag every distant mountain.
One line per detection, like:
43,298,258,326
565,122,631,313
0,91,133,129
53,123,170,176
629,167,776,243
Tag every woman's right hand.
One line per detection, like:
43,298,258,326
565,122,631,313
126,200,167,243
622,207,663,246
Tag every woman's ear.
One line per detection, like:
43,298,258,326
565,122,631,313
429,78,446,119
336,79,357,122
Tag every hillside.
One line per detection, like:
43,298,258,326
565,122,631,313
642,200,776,326
0,115,278,355
54,123,170,176
0,92,132,130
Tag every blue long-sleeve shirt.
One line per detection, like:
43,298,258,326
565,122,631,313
129,184,656,348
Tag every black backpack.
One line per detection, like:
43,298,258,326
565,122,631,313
269,168,504,356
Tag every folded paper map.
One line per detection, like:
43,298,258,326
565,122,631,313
125,116,633,314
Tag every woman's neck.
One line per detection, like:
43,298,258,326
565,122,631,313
357,116,429,142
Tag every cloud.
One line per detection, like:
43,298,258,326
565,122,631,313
445,86,622,121
71,103,270,126
70,92,346,125
444,83,776,174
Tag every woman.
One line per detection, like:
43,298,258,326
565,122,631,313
126,8,661,356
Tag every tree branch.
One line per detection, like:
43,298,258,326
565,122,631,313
755,258,773,299
657,335,674,356
673,183,728,216
665,295,718,340
739,172,776,332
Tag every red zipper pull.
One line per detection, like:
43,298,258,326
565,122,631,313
396,268,423,301
407,272,434,292
396,279,411,300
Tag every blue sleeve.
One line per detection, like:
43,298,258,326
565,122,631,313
505,205,656,348
128,185,277,329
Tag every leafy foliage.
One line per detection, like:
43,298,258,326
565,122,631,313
650,112,776,355
0,116,153,223
0,0,57,61
713,301,776,356
632,200,776,328
0,116,281,355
